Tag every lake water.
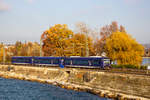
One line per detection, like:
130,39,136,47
0,78,110,100
142,57,150,66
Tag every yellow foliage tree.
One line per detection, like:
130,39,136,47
0,44,9,63
105,31,144,66
0,45,4,62
41,24,73,56
94,21,126,56
70,33,94,56
0,42,40,62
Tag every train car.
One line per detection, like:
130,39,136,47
33,57,61,66
11,56,111,69
63,57,110,69
11,56,33,65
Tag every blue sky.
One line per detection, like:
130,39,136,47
0,0,150,44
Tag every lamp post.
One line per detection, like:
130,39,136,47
85,31,89,57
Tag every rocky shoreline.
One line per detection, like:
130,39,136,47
0,65,149,100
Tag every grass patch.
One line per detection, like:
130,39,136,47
111,64,147,69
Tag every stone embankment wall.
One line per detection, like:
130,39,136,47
0,65,150,100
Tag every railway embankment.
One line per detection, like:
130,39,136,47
0,65,150,100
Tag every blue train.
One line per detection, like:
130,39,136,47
11,56,111,69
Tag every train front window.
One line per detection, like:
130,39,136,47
103,59,110,65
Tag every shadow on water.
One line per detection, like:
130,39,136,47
0,78,111,100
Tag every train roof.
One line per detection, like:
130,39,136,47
12,56,109,59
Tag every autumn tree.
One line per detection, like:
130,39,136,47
20,42,40,56
94,21,126,56
75,22,97,56
93,39,102,56
67,33,94,56
41,24,73,56
0,43,4,62
0,43,10,63
7,41,40,57
105,31,144,66
75,22,90,57
0,41,40,63
0,43,13,63
5,45,14,62
30,42,40,56
13,41,22,56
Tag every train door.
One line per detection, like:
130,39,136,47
101,59,105,69
59,58,64,68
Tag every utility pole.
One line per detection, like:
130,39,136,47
85,31,89,57
72,43,75,56
40,38,43,57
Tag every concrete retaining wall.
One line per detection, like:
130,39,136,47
0,65,149,100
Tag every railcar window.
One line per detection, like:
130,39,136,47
81,60,89,65
103,59,110,64
34,59,40,63
16,58,23,62
25,59,30,63
65,59,71,65
72,59,77,65
53,59,59,64
92,59,100,65
15,58,31,63
37,59,51,64
42,59,50,64
73,59,89,65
